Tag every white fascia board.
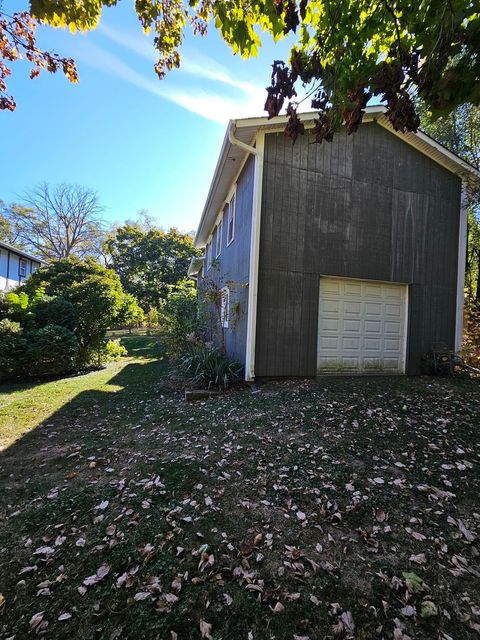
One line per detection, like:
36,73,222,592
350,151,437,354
194,122,234,247
244,130,265,381
455,188,468,351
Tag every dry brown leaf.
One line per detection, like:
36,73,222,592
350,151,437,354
199,619,213,639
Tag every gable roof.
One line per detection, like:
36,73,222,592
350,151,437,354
0,240,46,264
195,105,480,247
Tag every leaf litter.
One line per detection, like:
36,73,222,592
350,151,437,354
0,355,479,639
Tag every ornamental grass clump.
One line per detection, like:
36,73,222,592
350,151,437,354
180,339,242,390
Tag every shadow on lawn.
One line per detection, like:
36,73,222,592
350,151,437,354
0,336,172,509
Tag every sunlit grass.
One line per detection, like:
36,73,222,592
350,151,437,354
0,334,163,450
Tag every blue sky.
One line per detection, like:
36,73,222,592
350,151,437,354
1,3,292,232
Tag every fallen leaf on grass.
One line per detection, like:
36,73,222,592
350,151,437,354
58,612,72,621
83,563,111,587
199,619,213,639
409,553,427,564
30,611,47,632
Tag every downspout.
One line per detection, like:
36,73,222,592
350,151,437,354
228,122,264,381
228,122,259,157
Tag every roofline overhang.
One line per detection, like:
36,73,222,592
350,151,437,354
194,106,480,247
0,240,46,264
187,255,204,277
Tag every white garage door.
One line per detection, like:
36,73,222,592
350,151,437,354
317,277,408,374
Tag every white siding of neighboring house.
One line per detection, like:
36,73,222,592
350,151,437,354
0,247,41,292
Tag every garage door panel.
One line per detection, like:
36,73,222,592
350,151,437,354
385,303,401,316
344,301,361,315
384,338,401,350
319,337,339,349
342,337,361,350
323,280,342,295
384,321,401,334
317,277,407,374
365,284,383,297
343,319,361,332
341,357,360,369
365,302,382,315
384,285,403,299
345,282,362,296
364,320,381,333
320,318,340,332
322,300,341,314
362,337,382,353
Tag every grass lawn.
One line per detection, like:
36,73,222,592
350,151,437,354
0,335,479,640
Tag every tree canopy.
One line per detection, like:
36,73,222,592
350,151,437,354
105,224,199,309
1,183,106,261
2,1,479,142
20,257,126,363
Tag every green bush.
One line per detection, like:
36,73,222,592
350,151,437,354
96,339,128,366
34,296,77,332
20,257,126,367
180,339,242,390
462,301,480,369
0,319,26,381
160,279,199,353
24,325,78,378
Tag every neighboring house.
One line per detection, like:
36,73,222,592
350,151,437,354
0,240,44,291
190,106,479,380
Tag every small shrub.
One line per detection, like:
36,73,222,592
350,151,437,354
0,319,26,381
180,340,242,390
92,339,128,367
24,325,78,378
160,279,199,354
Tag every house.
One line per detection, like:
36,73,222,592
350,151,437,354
0,240,44,291
190,106,479,379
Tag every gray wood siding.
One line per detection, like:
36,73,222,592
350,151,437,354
199,154,255,367
255,123,461,376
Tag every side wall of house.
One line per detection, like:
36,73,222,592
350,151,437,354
199,154,255,368
0,248,41,291
255,123,462,376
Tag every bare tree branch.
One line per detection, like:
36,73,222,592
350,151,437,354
5,183,106,260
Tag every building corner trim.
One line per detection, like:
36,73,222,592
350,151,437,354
455,187,468,352
244,131,265,381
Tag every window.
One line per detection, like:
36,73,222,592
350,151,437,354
227,191,236,246
206,240,212,270
19,259,27,278
220,286,230,328
216,217,223,258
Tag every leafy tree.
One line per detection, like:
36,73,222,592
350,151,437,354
2,183,106,260
0,9,77,111
419,103,480,301
105,224,199,309
116,292,145,334
2,2,479,142
20,257,125,365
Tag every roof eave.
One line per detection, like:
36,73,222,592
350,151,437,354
194,105,479,246
0,240,46,264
